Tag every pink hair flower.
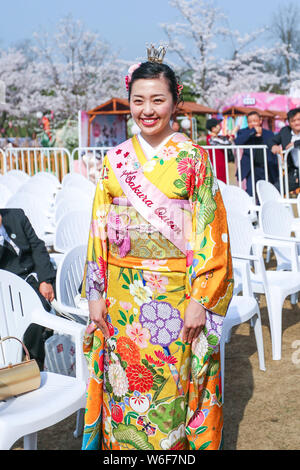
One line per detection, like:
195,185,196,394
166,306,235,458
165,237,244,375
125,62,142,91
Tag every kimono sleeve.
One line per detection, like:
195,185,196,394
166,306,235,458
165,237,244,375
187,147,233,317
81,155,112,301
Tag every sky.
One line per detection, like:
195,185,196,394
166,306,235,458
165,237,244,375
0,0,289,62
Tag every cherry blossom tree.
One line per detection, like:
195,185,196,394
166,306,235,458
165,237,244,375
0,16,126,130
161,0,280,107
31,16,125,123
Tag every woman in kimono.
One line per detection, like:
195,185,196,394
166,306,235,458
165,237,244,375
81,48,233,451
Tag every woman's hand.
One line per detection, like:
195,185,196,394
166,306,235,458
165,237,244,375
88,298,109,339
182,298,206,344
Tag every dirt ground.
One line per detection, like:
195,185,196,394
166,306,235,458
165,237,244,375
12,281,300,451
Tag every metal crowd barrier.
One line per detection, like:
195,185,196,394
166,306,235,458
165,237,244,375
1,144,298,200
280,146,300,198
70,147,112,183
203,144,300,200
203,144,273,195
0,147,71,181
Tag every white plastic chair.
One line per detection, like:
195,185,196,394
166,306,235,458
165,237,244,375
221,184,258,223
0,183,12,206
220,256,265,402
30,173,60,194
0,269,88,450
54,210,91,253
54,197,93,225
62,172,92,188
54,186,93,208
20,178,56,201
61,173,96,201
54,244,88,320
217,179,227,192
6,170,30,183
31,171,61,187
0,173,24,194
227,209,300,360
259,200,300,271
5,193,54,247
256,180,300,234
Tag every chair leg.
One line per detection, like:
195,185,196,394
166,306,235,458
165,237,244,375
73,408,85,438
23,432,37,450
220,325,231,404
267,292,284,361
252,312,266,371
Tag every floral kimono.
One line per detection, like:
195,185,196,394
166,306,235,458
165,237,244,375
81,132,233,451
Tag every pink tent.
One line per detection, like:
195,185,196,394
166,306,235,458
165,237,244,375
221,92,300,131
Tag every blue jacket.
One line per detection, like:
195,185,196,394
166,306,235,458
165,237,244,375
235,127,278,182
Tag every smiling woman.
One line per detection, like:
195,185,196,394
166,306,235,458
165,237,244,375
81,47,233,452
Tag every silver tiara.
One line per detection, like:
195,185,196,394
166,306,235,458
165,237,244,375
147,44,167,64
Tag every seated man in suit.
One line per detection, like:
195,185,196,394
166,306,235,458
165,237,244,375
0,208,56,369
235,111,278,196
269,107,300,192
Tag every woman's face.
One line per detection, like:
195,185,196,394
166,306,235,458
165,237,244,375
130,76,176,141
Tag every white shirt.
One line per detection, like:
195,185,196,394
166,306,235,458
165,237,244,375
0,224,20,255
291,131,300,168
137,133,176,160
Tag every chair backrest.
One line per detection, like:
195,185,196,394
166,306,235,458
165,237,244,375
0,174,24,194
54,198,93,225
259,200,294,270
17,179,57,216
62,172,89,187
21,178,56,198
0,269,44,366
56,244,87,308
259,200,293,238
5,192,49,239
54,186,93,207
256,180,281,205
62,174,96,199
217,179,227,192
222,185,254,216
0,183,12,206
31,171,61,191
226,209,256,256
54,210,91,253
6,169,30,183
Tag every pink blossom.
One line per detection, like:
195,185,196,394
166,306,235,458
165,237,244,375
141,260,167,269
143,271,168,293
158,145,178,161
126,322,150,349
120,301,132,311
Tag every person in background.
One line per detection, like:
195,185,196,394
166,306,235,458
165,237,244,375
206,118,239,183
171,119,180,132
0,208,56,369
269,107,300,192
234,111,278,196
